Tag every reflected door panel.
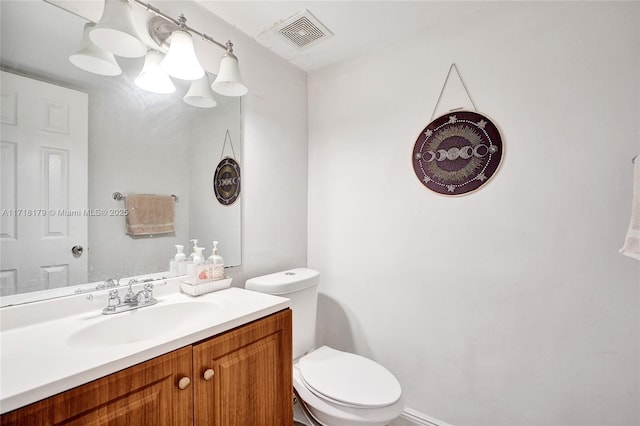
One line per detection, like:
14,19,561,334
0,71,88,295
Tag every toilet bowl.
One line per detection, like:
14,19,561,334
245,268,404,426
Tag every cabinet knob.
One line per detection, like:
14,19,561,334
178,376,191,390
203,369,215,381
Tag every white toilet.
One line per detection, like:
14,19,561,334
246,268,404,426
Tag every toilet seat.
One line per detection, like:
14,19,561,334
298,346,402,409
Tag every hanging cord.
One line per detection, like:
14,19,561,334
219,129,237,160
430,63,478,120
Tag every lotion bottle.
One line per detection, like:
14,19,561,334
193,246,207,282
188,239,199,261
176,244,189,274
185,239,199,281
207,240,225,280
170,244,186,274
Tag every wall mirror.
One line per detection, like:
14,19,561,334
0,0,242,306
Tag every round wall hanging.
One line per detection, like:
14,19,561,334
213,157,241,205
412,110,503,196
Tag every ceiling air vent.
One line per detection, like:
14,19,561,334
275,10,333,50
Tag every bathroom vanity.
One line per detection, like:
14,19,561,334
0,283,293,425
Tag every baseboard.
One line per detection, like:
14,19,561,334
391,407,455,426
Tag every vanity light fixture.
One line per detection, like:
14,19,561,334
134,51,176,94
159,15,205,81
69,23,122,76
137,0,248,97
89,0,147,58
183,75,218,108
211,42,248,97
69,0,248,106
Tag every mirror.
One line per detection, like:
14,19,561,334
0,0,242,305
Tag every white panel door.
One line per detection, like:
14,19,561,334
0,71,88,296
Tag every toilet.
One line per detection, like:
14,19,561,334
245,268,404,426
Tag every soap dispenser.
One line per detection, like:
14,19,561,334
170,244,187,275
188,239,199,261
193,246,204,265
175,244,186,262
207,240,225,280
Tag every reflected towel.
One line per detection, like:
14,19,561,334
620,160,640,260
125,194,175,236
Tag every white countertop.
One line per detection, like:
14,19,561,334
0,283,290,414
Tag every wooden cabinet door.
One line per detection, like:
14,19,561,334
193,309,293,426
1,347,193,426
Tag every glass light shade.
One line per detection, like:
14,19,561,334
69,23,122,76
183,76,217,108
90,0,147,58
160,30,205,81
211,52,248,96
134,51,176,94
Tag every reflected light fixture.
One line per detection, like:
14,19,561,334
90,0,147,58
69,23,122,76
211,42,248,97
160,15,205,81
183,75,217,108
134,51,176,94
70,0,248,100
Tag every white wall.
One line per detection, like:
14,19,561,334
308,2,639,425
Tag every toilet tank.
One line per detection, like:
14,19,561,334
245,268,319,359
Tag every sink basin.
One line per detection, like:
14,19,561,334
66,301,215,348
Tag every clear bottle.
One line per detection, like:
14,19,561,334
185,239,200,280
188,239,199,261
207,240,225,280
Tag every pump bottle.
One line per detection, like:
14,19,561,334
207,240,225,280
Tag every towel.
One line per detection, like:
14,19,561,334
620,159,640,260
125,194,175,236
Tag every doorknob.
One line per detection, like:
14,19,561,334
71,245,84,257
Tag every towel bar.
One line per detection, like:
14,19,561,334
112,192,179,202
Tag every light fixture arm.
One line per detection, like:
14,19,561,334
130,0,229,51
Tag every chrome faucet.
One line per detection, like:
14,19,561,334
102,280,158,315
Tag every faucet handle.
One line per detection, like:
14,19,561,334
107,289,121,307
105,278,119,287
124,281,136,304
144,282,156,302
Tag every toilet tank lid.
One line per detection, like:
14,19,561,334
245,268,319,295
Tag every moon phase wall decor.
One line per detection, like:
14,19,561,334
412,110,503,196
213,157,241,205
